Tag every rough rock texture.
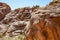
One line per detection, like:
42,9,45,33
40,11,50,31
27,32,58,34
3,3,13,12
0,2,11,21
0,5,31,37
24,1,60,40
0,0,60,40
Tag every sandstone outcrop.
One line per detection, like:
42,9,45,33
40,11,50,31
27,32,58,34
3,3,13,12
0,2,11,21
0,0,60,40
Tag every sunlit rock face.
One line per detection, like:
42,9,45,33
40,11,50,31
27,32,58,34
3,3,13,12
0,7,32,37
44,0,60,17
45,0,60,10
0,0,60,40
0,2,11,21
24,1,60,40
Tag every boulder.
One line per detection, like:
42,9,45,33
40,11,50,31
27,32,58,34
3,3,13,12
0,2,11,21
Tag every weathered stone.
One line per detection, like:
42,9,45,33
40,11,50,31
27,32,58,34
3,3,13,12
0,0,60,40
0,24,9,36
0,2,11,21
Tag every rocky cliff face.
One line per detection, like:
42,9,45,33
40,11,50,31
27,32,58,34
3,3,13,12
0,2,11,21
45,1,60,10
0,0,60,40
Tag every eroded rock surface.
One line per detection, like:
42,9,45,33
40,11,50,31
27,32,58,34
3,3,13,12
0,0,60,40
0,2,11,21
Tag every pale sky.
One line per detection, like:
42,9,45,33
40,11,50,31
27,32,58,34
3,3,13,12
0,0,52,10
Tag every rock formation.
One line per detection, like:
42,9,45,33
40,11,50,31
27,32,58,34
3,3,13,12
0,2,11,21
0,0,60,40
24,0,60,40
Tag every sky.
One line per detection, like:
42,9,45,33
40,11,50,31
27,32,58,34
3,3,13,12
0,0,52,10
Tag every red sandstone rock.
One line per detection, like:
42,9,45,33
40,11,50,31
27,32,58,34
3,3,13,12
0,0,60,40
